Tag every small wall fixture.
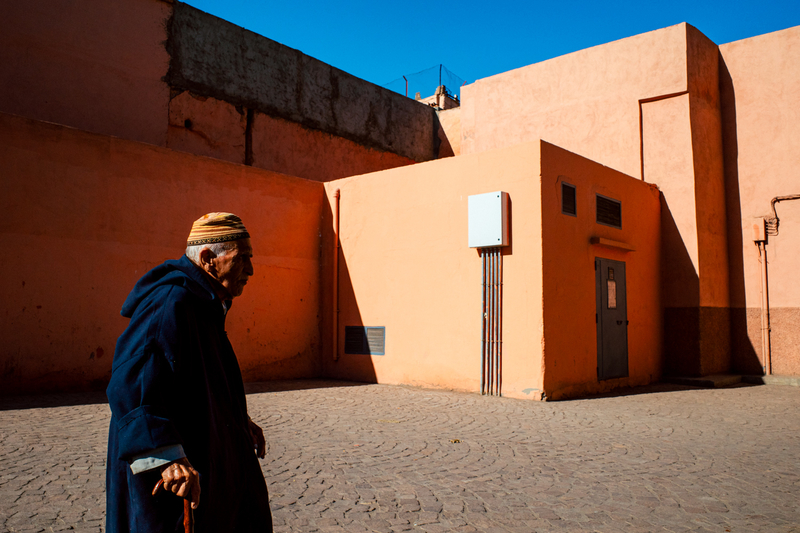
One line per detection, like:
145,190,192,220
468,191,510,248
590,237,635,252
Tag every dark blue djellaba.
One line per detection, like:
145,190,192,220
106,255,272,532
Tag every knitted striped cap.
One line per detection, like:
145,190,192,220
186,212,250,246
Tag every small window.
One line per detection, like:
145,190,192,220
596,195,622,228
561,183,576,216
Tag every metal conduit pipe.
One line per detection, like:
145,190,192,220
488,249,495,394
480,248,504,396
489,249,494,395
481,250,486,394
758,193,800,374
333,189,340,361
757,241,771,375
491,249,495,394
494,249,500,395
489,250,494,395
498,251,503,396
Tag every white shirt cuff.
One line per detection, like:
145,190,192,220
129,444,186,474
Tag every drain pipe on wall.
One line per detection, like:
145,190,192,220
755,238,772,375
756,193,800,375
333,189,341,361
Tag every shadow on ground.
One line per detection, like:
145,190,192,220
0,379,373,411
245,379,372,395
0,390,109,411
568,380,759,401
0,378,766,410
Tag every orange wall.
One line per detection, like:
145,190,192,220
460,24,690,179
167,92,247,165
0,0,170,146
460,22,733,376
320,140,661,400
642,94,697,306
540,143,662,399
460,24,732,377
720,26,800,375
638,28,730,375
0,0,424,184
437,108,462,157
321,142,546,398
0,112,324,395
164,91,418,181
251,113,416,182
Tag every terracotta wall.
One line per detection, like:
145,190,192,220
540,143,662,399
639,28,730,376
437,108,462,157
0,0,171,146
461,23,730,376
250,113,415,182
0,112,324,395
720,26,800,376
460,24,690,179
320,139,661,400
321,141,546,398
0,0,432,184
165,92,416,181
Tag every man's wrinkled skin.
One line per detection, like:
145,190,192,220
199,238,254,299
157,238,261,509
156,458,201,509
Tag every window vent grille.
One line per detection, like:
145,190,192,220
562,183,577,216
596,195,622,228
344,326,386,355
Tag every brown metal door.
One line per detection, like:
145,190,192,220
596,258,629,380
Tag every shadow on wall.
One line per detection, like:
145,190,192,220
719,56,762,375
319,192,378,384
661,196,701,376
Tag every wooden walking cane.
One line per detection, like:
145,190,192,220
153,479,195,533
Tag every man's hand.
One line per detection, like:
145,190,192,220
249,418,266,459
155,457,201,509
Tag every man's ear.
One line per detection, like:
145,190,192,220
198,248,215,274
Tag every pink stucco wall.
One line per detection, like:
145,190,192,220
721,26,800,376
461,23,730,376
460,24,690,179
321,141,546,397
319,140,662,400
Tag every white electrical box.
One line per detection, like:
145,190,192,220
468,191,509,248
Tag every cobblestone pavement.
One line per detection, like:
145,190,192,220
1,381,799,532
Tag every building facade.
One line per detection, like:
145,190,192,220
1,0,798,398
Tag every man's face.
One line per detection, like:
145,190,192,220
213,239,254,298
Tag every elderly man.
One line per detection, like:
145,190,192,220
106,213,273,532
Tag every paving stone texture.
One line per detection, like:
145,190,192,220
1,380,799,532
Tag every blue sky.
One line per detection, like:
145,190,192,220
183,0,800,96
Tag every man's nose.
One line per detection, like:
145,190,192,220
244,259,254,276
